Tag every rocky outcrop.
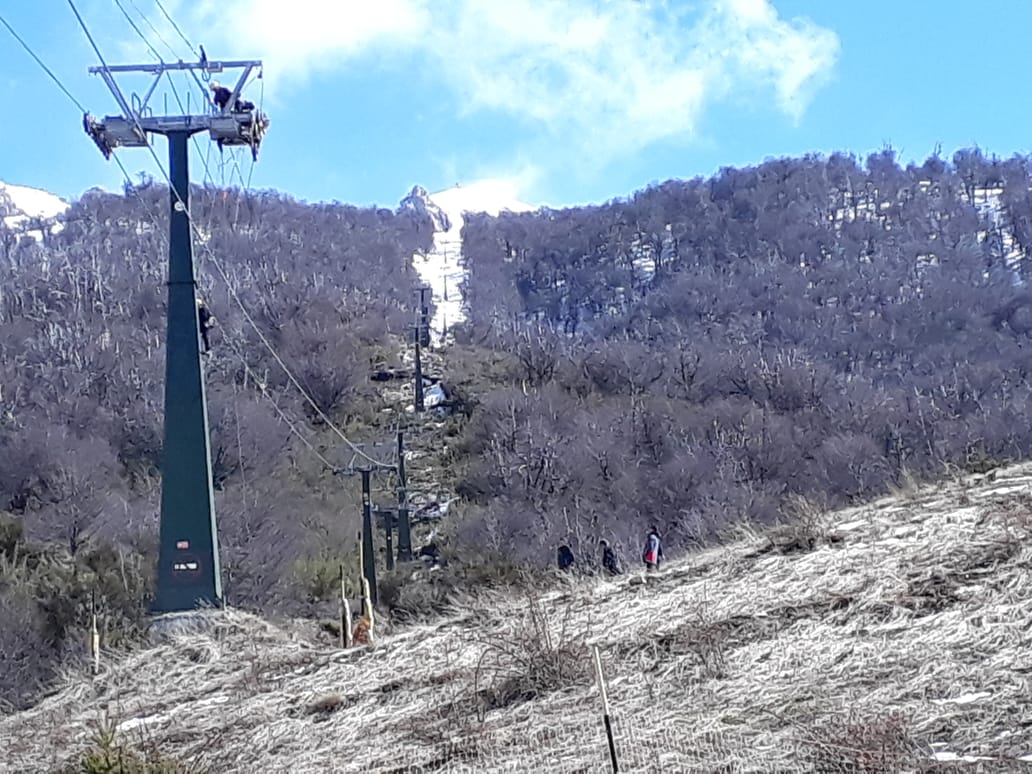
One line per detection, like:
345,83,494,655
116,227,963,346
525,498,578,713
398,185,451,233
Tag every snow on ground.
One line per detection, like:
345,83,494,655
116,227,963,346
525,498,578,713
0,181,68,219
1,181,69,239
411,180,534,342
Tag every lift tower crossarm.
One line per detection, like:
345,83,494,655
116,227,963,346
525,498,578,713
84,58,269,162
89,59,261,74
87,60,263,121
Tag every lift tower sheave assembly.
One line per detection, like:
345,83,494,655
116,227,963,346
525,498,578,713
83,57,269,613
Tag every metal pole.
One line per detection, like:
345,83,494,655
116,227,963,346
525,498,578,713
383,512,395,571
153,129,222,613
414,314,424,413
397,430,412,561
361,469,377,607
419,286,431,346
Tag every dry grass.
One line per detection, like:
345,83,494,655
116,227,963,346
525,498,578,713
3,465,1032,772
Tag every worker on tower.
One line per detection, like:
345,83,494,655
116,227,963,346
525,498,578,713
209,81,254,113
196,298,215,354
209,80,232,111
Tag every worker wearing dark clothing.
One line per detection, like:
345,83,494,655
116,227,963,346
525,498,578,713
210,81,233,111
209,81,255,113
557,544,576,572
418,542,440,566
599,539,622,576
196,298,214,353
642,528,663,572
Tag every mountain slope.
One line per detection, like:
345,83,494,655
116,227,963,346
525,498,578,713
3,463,1030,772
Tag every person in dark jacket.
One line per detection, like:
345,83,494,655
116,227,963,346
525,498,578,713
209,81,233,111
209,81,254,113
642,527,663,572
196,298,214,353
557,544,576,572
599,539,622,576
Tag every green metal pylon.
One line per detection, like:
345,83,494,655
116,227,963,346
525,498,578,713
152,129,223,613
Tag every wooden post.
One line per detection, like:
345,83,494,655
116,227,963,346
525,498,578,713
361,577,375,642
593,645,619,773
352,576,375,646
338,563,352,649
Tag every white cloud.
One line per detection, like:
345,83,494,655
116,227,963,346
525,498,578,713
155,0,838,166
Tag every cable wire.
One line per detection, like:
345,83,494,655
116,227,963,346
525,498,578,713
109,149,341,476
126,0,181,60
154,0,194,54
113,0,164,62
0,11,88,112
111,0,214,186
67,0,112,76
226,336,341,474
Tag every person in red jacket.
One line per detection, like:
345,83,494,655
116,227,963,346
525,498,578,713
642,527,663,572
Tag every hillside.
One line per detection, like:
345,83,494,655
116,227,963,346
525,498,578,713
3,463,1030,773
5,148,1032,730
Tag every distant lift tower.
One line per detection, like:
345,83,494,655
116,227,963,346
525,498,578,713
82,57,270,613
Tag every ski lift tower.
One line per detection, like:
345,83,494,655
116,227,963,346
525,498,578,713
82,57,269,613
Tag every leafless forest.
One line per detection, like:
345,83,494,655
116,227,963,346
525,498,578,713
3,147,1032,710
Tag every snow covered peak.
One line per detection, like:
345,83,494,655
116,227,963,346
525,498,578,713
1,181,69,234
427,180,535,226
399,185,452,232
408,180,536,343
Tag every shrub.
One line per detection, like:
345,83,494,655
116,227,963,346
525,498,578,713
473,593,591,715
63,715,202,773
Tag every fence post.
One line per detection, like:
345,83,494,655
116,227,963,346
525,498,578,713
593,645,619,773
89,590,100,676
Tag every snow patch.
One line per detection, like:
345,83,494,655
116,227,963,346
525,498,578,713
931,691,991,705
930,751,993,763
1,181,69,241
408,180,535,341
117,714,167,734
0,181,68,220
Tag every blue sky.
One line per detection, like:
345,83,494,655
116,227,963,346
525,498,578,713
2,0,1031,209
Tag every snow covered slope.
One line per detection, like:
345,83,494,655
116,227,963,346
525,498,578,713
406,180,534,342
0,181,69,238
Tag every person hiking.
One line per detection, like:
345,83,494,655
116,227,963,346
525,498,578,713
557,544,576,572
642,527,663,572
599,539,622,576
